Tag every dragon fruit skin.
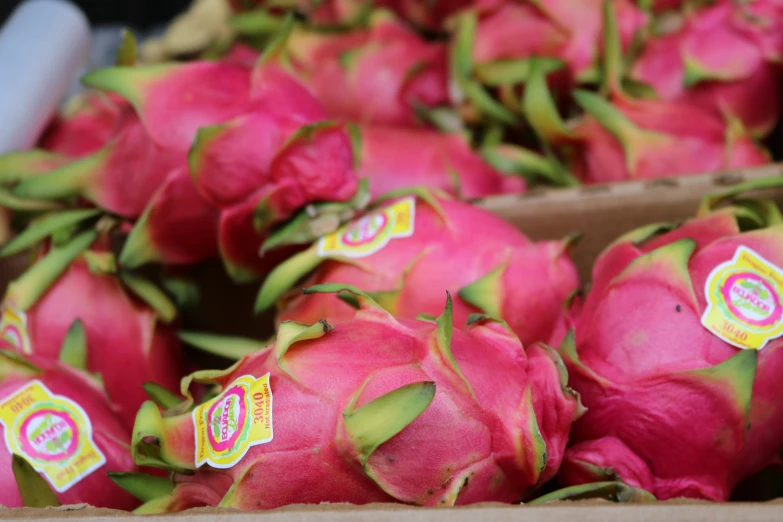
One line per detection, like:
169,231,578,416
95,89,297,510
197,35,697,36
119,167,221,268
11,61,254,219
233,0,472,30
11,59,361,276
130,289,580,511
81,62,254,152
2,236,184,430
570,91,769,183
558,204,783,500
40,92,128,158
260,193,577,348
630,2,783,136
358,126,525,198
0,345,138,509
471,0,646,80
286,13,449,127
12,111,184,219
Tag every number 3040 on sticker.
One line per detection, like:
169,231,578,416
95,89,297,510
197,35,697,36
193,374,274,469
701,246,783,350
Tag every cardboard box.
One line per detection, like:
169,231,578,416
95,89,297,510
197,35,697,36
1,164,783,519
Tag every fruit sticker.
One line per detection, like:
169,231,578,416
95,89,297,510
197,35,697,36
0,380,106,492
317,197,416,259
702,246,783,350
0,302,32,354
193,373,273,469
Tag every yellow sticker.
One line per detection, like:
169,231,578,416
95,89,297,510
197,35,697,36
317,197,416,259
193,374,273,469
701,246,783,350
0,380,106,493
0,302,32,354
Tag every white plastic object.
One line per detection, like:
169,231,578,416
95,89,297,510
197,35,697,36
0,0,91,154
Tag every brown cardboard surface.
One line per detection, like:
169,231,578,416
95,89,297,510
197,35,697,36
1,500,783,521
478,164,783,282
1,165,783,519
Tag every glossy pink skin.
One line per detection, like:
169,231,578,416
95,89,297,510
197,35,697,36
573,97,769,183
191,112,302,208
359,126,526,198
473,0,646,78
288,17,449,126
177,63,357,275
138,167,221,264
92,113,184,218
264,0,474,30
213,122,359,278
216,192,305,280
205,123,357,277
279,197,578,348
560,213,783,500
140,311,577,510
133,62,253,151
630,2,782,136
11,249,183,429
0,348,138,510
40,92,127,158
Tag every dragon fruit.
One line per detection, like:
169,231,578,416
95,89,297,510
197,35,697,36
630,1,783,136
124,285,580,512
0,342,137,509
558,178,783,500
356,126,526,198
529,1,770,183
256,191,577,348
0,227,183,429
93,60,357,280
568,91,770,183
232,0,473,30
7,56,361,280
283,11,449,127
13,112,184,219
39,91,128,159
465,0,646,82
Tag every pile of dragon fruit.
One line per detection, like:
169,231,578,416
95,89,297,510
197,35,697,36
0,0,782,513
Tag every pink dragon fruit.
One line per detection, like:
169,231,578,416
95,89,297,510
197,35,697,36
529,1,771,183
558,178,783,500
232,0,473,30
630,1,783,136
0,342,137,509
467,0,647,82
1,228,183,429
568,90,770,183
8,57,361,280
123,285,580,512
10,60,255,219
284,11,449,126
39,91,129,158
256,191,578,348
119,167,221,267
11,111,184,218
356,126,526,198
